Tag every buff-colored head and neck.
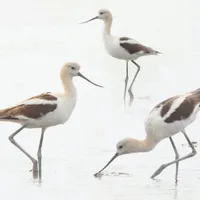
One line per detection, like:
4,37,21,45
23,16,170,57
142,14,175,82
94,135,158,176
80,9,113,35
60,62,103,96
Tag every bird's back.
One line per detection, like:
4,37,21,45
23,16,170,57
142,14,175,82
0,92,76,128
145,89,200,141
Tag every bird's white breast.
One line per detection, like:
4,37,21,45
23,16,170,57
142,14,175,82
103,35,130,60
25,94,77,128
103,34,142,60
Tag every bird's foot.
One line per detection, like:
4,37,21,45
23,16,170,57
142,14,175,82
29,161,39,179
150,164,166,179
128,90,134,106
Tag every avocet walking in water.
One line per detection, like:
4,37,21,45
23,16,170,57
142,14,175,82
0,62,102,181
94,88,200,181
80,9,161,106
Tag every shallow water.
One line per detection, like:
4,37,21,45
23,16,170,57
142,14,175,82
0,0,200,199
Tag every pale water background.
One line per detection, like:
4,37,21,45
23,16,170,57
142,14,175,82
0,0,200,199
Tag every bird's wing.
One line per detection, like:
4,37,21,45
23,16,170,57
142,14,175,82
0,93,58,121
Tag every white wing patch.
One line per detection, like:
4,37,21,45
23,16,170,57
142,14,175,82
163,94,189,120
20,98,57,106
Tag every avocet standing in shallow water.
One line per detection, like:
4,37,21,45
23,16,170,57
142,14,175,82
0,62,103,181
94,88,200,181
80,9,161,106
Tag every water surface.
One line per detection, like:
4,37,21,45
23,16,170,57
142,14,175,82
0,0,200,199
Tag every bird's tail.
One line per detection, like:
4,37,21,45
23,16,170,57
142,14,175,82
0,109,8,119
0,107,17,121
155,50,162,54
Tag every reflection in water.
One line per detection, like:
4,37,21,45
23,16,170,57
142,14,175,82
95,171,131,179
181,141,198,148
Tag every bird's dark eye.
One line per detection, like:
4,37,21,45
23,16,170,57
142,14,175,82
100,12,103,15
71,67,75,70
118,145,123,149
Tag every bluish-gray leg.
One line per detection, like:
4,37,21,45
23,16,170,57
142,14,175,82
128,61,141,106
151,130,196,179
37,128,46,181
8,125,38,179
169,137,180,182
124,61,129,106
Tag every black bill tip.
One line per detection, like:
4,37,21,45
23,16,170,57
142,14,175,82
78,72,104,88
79,16,98,24
94,152,119,177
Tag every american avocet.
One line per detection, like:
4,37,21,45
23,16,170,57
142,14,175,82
80,9,161,106
0,62,102,180
94,88,200,181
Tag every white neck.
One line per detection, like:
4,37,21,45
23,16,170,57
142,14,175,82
103,18,112,35
61,74,77,97
131,135,159,153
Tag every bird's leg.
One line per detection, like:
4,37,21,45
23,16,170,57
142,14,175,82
128,60,141,106
169,137,180,182
37,128,46,181
151,130,196,179
123,61,129,106
8,125,38,179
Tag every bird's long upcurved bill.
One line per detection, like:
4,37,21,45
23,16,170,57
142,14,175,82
94,152,119,176
78,72,103,88
79,16,98,24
